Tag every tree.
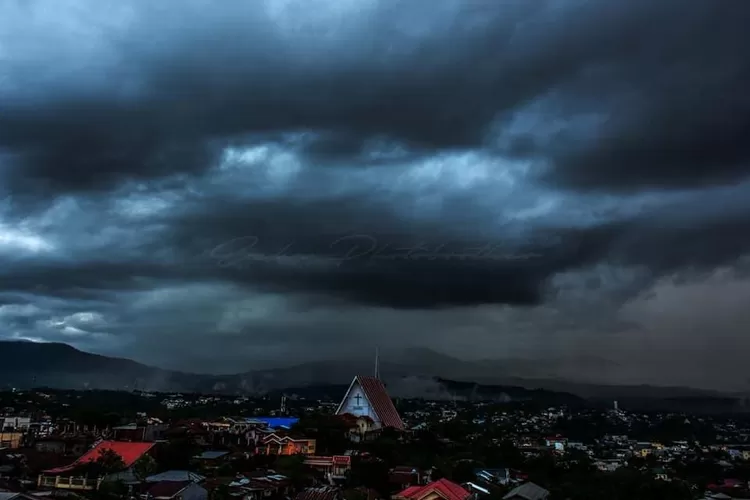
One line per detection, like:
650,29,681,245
95,449,126,475
132,455,158,485
96,479,128,500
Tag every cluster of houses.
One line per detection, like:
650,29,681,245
1,373,549,500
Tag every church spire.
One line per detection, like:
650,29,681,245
374,346,380,380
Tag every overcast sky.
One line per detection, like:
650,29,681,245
1,0,749,390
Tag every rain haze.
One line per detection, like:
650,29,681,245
1,0,750,391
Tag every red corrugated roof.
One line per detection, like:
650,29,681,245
356,376,405,430
295,486,340,500
395,479,470,500
398,486,423,497
43,440,155,474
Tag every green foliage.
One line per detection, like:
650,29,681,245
95,448,127,474
132,454,158,482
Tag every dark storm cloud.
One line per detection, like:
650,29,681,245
3,0,749,196
164,186,750,309
2,0,750,385
0,192,613,310
1,100,219,193
171,196,617,308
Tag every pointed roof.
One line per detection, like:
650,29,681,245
394,479,470,500
503,482,549,500
336,375,404,430
146,481,192,499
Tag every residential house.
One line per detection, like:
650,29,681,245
474,469,510,486
0,418,31,431
37,440,155,491
0,432,23,450
544,436,567,452
296,486,342,500
34,439,65,455
145,471,206,483
112,423,168,442
392,478,471,500
653,468,669,481
251,418,300,431
258,432,316,455
502,483,549,500
192,451,229,470
635,444,652,458
225,473,292,500
303,456,351,479
34,437,95,456
142,481,208,500
595,459,623,472
389,467,424,490
166,421,210,446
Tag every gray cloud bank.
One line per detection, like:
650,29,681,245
1,0,750,390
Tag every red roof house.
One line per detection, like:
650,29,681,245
393,478,471,500
335,376,404,430
43,440,155,474
38,440,156,491
296,486,342,500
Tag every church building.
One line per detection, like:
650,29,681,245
335,375,405,434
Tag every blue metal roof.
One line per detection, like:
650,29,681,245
253,417,299,429
146,470,205,483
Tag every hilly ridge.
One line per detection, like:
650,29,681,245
0,340,742,412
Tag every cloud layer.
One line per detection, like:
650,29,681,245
1,0,750,389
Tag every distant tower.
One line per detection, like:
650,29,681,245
374,347,380,380
280,394,287,414
614,400,619,411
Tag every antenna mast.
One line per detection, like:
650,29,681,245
374,347,380,380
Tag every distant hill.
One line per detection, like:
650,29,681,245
0,340,195,391
0,340,744,412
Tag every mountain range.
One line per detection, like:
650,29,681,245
0,341,744,410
